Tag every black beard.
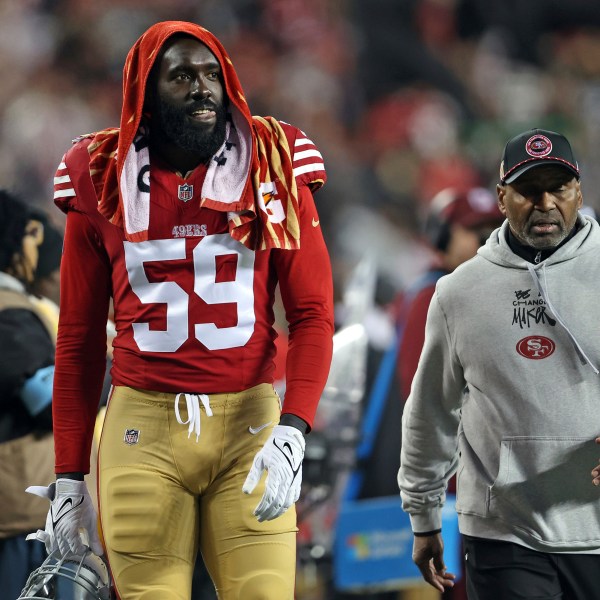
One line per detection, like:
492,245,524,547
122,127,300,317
152,99,227,163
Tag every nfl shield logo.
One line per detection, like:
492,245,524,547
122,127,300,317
178,183,194,202
124,429,140,445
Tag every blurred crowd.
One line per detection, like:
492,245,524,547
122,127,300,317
0,0,600,298
2,0,600,299
2,0,600,598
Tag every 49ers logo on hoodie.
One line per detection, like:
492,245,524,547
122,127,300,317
516,335,555,360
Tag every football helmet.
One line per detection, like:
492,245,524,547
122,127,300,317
18,550,112,600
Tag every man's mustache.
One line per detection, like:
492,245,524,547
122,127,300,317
188,101,219,113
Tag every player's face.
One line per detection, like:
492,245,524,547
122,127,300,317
152,38,227,160
444,224,494,271
13,219,44,284
497,165,582,250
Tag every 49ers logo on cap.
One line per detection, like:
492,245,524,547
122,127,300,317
525,134,552,158
516,335,555,360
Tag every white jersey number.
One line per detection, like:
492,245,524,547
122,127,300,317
124,234,256,352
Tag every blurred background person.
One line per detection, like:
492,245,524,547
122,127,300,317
29,212,63,332
0,190,55,599
398,186,505,403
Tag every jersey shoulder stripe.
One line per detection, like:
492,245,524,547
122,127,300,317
279,120,326,191
53,136,101,213
53,157,76,208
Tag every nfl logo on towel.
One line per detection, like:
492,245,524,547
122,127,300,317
178,183,194,202
124,429,140,445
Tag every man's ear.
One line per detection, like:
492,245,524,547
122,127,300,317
496,184,507,216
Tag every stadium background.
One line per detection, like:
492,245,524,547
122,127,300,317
2,1,600,598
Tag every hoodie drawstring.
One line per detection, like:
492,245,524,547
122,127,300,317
175,393,213,442
527,263,600,374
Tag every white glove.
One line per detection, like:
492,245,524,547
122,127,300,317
26,479,103,557
242,424,305,522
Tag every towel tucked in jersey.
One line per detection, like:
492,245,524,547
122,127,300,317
78,20,325,250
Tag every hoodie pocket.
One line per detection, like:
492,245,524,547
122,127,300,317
488,437,600,548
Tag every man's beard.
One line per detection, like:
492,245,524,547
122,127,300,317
152,98,228,163
521,213,569,250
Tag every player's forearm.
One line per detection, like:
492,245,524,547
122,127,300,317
282,324,333,429
54,327,107,474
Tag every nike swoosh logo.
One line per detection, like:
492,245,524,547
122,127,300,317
51,496,85,528
312,218,320,227
273,439,302,479
248,421,272,435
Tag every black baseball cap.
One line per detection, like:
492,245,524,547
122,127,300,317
499,128,579,184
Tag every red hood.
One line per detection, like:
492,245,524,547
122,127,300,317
117,20,252,182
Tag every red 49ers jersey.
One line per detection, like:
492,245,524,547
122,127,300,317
53,124,334,473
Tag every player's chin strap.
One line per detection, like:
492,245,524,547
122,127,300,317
175,393,213,442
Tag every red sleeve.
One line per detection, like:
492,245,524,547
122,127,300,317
398,285,436,402
273,186,334,429
281,121,327,192
53,137,94,213
53,158,111,473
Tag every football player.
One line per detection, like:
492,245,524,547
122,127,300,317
28,21,334,600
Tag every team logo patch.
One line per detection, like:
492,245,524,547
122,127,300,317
178,183,194,202
124,429,140,445
516,336,555,360
525,134,552,158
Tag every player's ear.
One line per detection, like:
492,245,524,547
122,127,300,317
575,180,583,210
496,184,507,216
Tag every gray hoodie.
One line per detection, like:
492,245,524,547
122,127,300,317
398,215,600,553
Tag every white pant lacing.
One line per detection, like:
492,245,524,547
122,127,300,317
174,393,213,442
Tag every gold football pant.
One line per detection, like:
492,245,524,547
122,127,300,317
98,383,297,600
